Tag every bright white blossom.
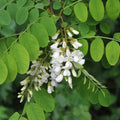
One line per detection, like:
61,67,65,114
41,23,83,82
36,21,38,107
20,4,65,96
66,30,73,37
71,39,82,49
70,27,79,35
56,74,63,82
52,30,60,40
18,28,85,103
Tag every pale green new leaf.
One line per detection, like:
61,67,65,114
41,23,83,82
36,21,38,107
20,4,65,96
113,32,120,41
7,3,17,19
100,22,111,34
19,117,27,120
106,41,120,65
40,17,57,36
0,10,11,25
98,89,111,107
90,38,104,62
10,43,30,74
9,112,20,120
19,33,40,60
79,39,88,56
31,23,49,47
16,7,28,25
0,39,7,56
17,0,27,8
106,0,120,20
89,0,104,21
0,59,8,85
29,8,39,23
74,2,88,22
2,54,17,82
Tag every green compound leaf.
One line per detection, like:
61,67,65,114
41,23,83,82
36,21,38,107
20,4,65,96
7,3,17,19
90,38,104,62
113,32,120,42
31,23,49,47
16,7,28,25
19,117,27,120
74,2,88,22
29,8,39,23
9,112,20,120
17,0,27,8
53,1,61,10
89,0,104,21
98,89,111,107
40,17,57,36
10,43,30,74
0,59,8,85
100,22,111,34
33,88,55,112
0,10,11,25
0,40,7,56
78,23,89,36
2,54,17,82
26,103,45,120
106,41,120,66
63,8,72,16
19,33,40,61
106,0,120,20
78,39,89,56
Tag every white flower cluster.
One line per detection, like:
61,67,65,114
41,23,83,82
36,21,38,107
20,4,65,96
48,28,85,93
18,27,85,102
18,60,49,103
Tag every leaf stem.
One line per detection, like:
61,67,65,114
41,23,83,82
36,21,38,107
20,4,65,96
63,0,82,10
81,69,106,89
78,36,120,43
0,0,15,10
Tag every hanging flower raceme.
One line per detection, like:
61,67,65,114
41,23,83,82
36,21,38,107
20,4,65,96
49,27,85,91
18,27,85,103
18,59,50,102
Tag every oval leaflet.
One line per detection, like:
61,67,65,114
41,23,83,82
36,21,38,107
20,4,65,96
90,38,104,62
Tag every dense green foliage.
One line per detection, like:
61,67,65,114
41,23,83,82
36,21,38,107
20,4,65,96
0,0,120,120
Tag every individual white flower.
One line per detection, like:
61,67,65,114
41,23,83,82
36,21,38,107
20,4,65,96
63,69,71,76
65,61,72,69
52,48,62,58
17,94,22,98
27,93,31,102
62,38,67,48
52,52,60,58
52,30,60,40
21,85,27,91
20,96,24,103
28,89,33,97
34,83,39,91
73,56,79,62
47,85,54,94
54,66,61,74
66,46,71,57
68,76,73,88
78,59,85,65
66,30,73,37
51,80,58,87
56,74,63,83
71,39,82,49
72,68,77,77
51,41,59,49
20,79,27,86
70,27,79,35
58,54,65,63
